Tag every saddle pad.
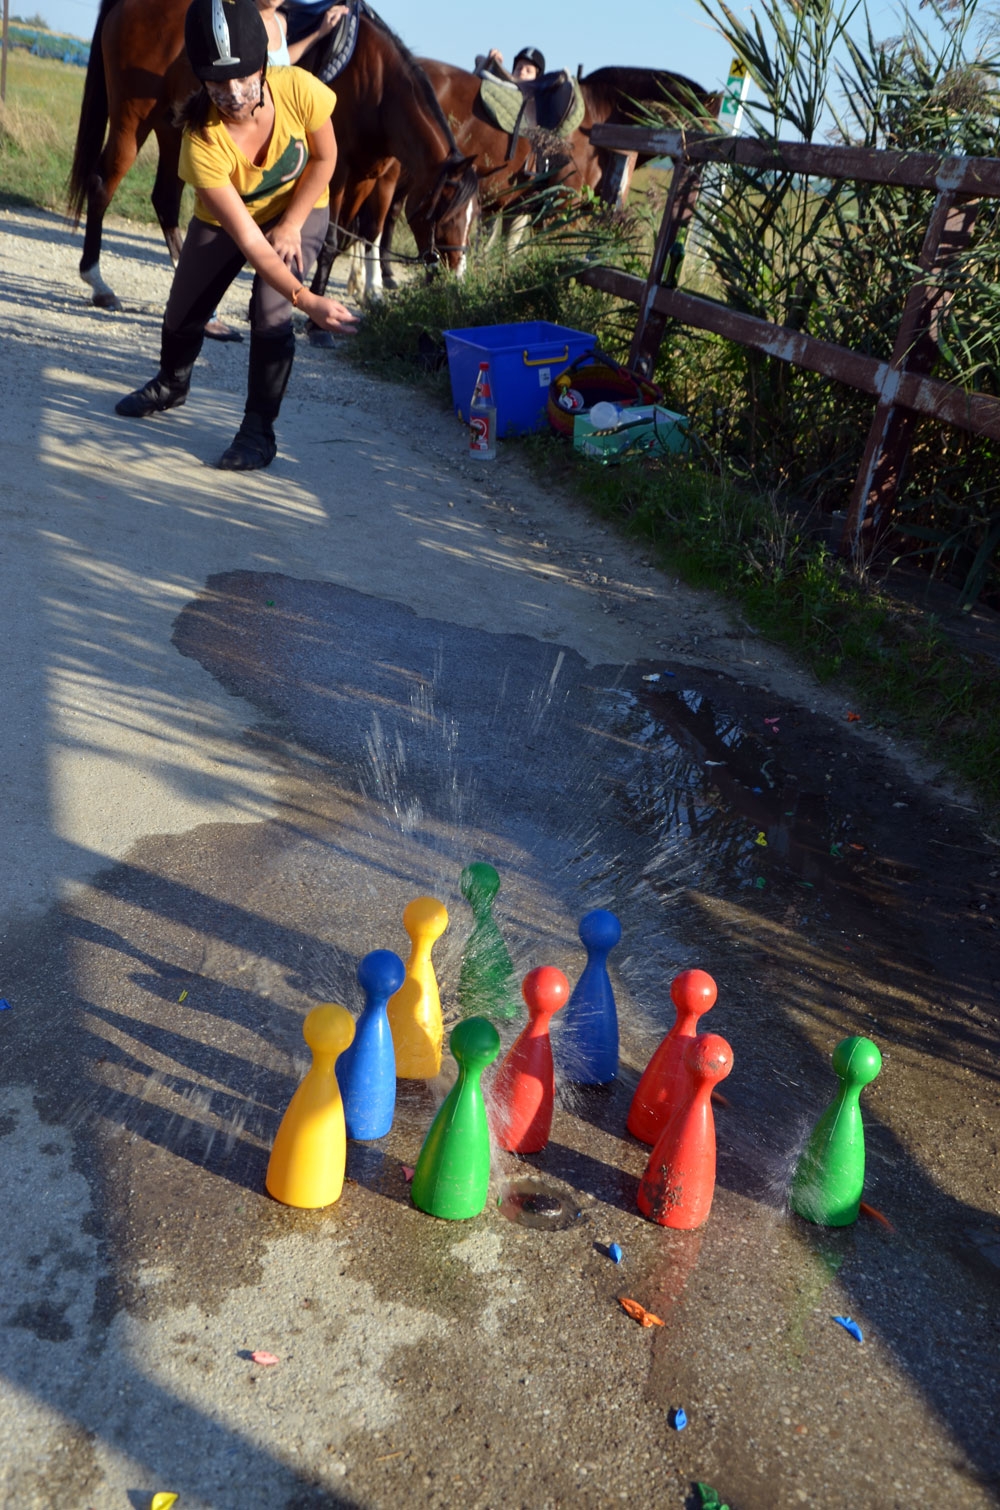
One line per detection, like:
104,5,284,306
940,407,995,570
479,73,526,135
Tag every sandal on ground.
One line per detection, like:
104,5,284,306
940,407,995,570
204,319,244,343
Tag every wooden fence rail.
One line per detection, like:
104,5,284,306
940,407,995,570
581,124,1000,563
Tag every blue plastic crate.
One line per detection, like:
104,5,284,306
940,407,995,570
444,321,596,437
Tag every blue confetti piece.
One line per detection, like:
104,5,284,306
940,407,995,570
665,671,676,677
832,1315,863,1343
608,1242,623,1264
752,786,763,794
671,1406,687,1430
0,999,11,1011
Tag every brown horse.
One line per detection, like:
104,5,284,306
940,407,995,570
356,60,720,287
68,1,479,311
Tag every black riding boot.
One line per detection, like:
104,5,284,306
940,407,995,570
218,329,295,471
115,326,204,418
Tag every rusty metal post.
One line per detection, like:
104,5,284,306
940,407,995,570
839,190,980,563
627,158,705,380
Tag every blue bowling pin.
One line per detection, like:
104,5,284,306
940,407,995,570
338,950,406,1140
558,910,622,1084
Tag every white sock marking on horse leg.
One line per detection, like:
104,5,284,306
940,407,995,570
365,241,384,302
81,261,122,311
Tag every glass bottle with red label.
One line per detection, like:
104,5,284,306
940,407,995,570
469,361,497,459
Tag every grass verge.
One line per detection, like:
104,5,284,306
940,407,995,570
0,51,162,222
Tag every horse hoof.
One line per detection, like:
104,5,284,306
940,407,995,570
92,292,122,312
306,327,335,349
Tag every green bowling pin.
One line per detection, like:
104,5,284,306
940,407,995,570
790,1036,882,1226
458,862,520,1021
411,1017,501,1220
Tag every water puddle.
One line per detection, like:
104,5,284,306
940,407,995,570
497,1178,585,1231
610,680,861,899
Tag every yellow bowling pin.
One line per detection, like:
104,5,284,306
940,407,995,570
387,896,449,1078
266,1003,355,1208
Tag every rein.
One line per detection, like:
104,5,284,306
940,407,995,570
331,156,478,267
327,219,470,266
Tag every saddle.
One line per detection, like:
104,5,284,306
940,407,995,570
285,0,374,84
478,68,586,164
530,70,586,136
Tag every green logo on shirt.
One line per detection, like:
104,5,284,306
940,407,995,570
243,137,308,203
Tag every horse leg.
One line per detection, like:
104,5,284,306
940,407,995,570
344,237,366,302
380,182,406,290
305,213,343,347
504,211,532,254
356,180,392,302
151,119,184,266
307,176,379,344
375,165,405,291
80,103,155,310
364,233,384,301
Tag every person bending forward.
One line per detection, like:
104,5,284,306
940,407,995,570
116,0,356,470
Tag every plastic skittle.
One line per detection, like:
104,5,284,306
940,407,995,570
491,966,570,1154
637,1033,733,1229
627,969,718,1144
790,1036,882,1226
558,909,622,1084
411,1017,501,1220
338,950,406,1140
387,897,448,1078
458,862,519,1021
265,1004,355,1209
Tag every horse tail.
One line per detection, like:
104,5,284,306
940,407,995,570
67,0,123,223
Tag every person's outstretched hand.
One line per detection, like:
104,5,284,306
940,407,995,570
300,290,359,333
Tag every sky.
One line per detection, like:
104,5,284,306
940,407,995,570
26,0,956,124
18,0,858,93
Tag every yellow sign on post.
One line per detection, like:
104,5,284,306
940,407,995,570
719,55,751,135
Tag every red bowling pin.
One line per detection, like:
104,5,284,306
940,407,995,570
627,969,717,1145
637,1032,733,1229
490,967,570,1154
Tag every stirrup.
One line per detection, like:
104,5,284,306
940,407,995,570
115,377,188,418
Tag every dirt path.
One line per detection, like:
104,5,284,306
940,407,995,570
1,205,998,1510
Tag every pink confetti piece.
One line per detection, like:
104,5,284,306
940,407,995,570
402,1166,415,1182
251,1351,279,1366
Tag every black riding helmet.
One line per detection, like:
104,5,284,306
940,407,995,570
513,46,545,74
185,0,269,82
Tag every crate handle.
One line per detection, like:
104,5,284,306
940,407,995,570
523,346,568,367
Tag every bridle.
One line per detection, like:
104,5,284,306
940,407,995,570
411,156,479,266
327,157,477,269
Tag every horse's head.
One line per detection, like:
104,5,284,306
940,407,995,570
410,154,480,277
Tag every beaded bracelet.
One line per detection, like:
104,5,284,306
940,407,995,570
292,285,305,308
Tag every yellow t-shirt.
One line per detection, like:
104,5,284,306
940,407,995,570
180,67,337,227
